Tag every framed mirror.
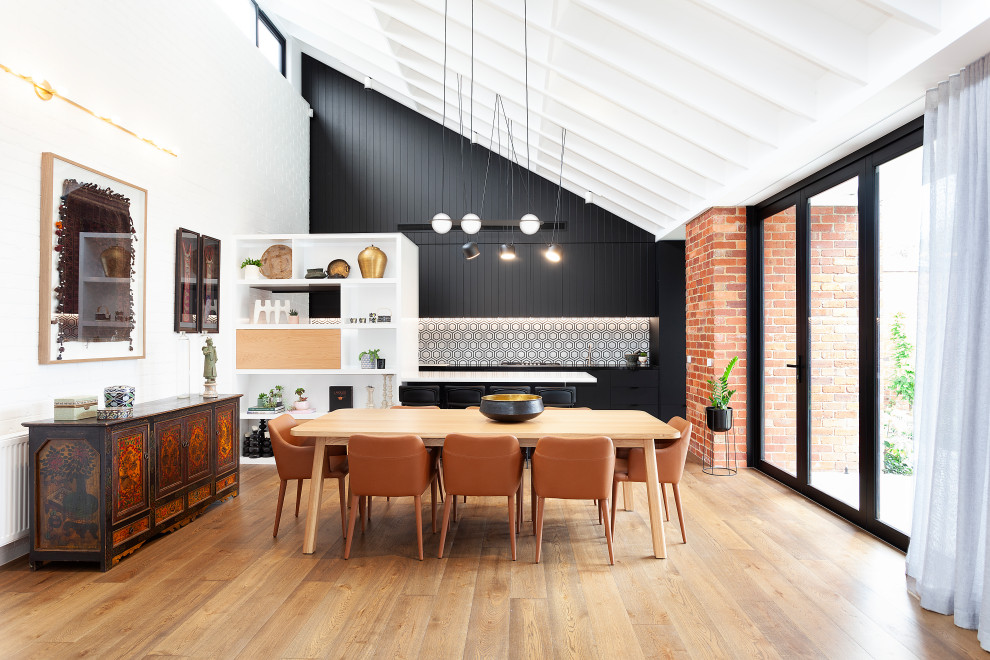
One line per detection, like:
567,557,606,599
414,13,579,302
39,153,147,363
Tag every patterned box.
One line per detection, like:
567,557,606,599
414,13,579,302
54,395,98,420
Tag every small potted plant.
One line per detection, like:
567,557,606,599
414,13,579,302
241,257,262,279
288,309,300,324
706,356,738,432
359,349,380,369
638,350,648,366
271,385,284,408
257,392,269,408
294,387,310,410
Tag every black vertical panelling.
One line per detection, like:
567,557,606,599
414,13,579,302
657,242,687,416
304,55,668,318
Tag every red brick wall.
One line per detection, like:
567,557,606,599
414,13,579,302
685,207,747,465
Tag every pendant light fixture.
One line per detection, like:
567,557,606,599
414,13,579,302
545,126,567,263
431,0,452,234
462,241,481,260
520,0,539,236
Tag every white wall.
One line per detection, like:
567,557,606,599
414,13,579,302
0,0,310,435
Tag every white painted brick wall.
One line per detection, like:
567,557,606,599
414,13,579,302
0,0,309,435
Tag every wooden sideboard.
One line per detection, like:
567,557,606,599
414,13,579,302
22,394,241,571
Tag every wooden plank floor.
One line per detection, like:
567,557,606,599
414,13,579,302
0,460,983,659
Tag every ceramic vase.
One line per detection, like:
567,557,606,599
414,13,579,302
357,245,387,278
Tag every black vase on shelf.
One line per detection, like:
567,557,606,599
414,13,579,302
705,406,733,432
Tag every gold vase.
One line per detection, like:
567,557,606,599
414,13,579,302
100,246,129,278
357,245,387,278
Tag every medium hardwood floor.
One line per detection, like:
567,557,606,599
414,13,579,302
0,460,983,659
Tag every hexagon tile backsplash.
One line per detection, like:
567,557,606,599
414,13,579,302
418,318,651,366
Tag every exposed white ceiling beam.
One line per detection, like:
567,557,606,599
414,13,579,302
855,0,941,32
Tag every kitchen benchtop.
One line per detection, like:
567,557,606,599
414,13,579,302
403,370,597,384
419,364,656,372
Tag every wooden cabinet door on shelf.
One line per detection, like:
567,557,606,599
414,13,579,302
214,401,238,478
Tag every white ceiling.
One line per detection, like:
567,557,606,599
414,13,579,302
261,0,990,239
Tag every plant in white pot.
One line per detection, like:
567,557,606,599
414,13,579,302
359,349,380,369
288,309,299,324
294,387,310,410
241,257,262,279
705,356,738,432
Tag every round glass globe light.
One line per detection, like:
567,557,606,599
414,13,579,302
461,213,482,234
519,213,540,235
431,212,452,234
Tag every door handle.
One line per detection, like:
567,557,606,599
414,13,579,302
785,357,803,383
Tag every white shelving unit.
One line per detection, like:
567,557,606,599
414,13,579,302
232,233,418,431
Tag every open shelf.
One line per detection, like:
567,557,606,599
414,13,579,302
236,368,398,375
234,323,396,330
236,278,397,292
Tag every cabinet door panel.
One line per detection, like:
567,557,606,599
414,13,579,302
112,424,150,523
155,418,184,499
214,402,237,474
184,410,212,483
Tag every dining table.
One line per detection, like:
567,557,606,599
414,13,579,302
292,407,681,558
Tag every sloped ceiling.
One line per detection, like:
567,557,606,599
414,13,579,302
261,0,990,238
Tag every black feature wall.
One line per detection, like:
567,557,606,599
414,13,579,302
304,55,669,318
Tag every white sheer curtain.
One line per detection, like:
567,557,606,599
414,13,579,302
906,52,990,650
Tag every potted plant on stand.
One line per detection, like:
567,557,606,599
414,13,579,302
359,349,380,369
294,387,310,411
241,257,262,279
288,309,300,324
705,356,738,432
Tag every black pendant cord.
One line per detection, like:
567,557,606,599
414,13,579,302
552,127,567,246
458,74,466,212
480,94,500,217
469,0,475,212
439,0,448,212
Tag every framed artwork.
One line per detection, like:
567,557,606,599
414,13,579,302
199,234,220,333
174,228,199,333
39,153,147,364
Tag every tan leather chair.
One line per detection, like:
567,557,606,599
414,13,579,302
438,433,524,559
611,416,692,543
269,414,348,539
344,434,439,561
390,405,444,503
532,435,615,565
527,408,593,525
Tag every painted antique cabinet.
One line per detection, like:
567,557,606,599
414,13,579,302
23,394,241,571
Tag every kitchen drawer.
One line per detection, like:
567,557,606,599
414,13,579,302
611,369,659,387
611,386,658,406
624,402,660,418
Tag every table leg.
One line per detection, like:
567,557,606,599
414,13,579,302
302,439,328,554
622,481,634,511
641,437,667,559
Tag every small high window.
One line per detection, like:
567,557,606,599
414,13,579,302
218,0,286,76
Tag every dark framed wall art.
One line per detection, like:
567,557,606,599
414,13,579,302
174,228,200,333
200,234,220,333
39,153,147,364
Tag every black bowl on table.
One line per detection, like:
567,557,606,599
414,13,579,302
478,394,544,422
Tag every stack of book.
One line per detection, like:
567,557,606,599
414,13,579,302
247,404,285,414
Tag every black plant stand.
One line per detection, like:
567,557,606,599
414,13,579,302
703,425,737,476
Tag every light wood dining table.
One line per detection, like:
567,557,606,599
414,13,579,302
292,407,680,558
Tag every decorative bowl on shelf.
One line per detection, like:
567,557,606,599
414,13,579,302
479,394,544,423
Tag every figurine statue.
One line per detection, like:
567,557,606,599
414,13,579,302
202,337,218,398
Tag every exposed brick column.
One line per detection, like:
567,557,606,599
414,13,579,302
685,207,748,465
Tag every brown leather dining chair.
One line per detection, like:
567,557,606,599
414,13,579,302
390,405,444,503
268,414,349,539
611,416,693,543
343,434,439,560
532,435,616,565
438,433,524,559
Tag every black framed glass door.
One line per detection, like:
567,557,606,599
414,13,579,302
748,120,922,550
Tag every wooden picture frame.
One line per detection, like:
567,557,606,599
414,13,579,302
39,153,147,363
174,228,200,333
199,234,220,333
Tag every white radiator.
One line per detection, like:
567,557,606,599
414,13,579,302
0,433,30,547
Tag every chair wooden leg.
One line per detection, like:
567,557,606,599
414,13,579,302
438,495,454,558
431,477,438,533
610,480,618,537
660,482,669,521
295,479,304,517
534,496,546,563
672,483,686,543
600,499,614,565
337,477,347,540
344,493,360,559
273,479,287,538
437,468,445,503
414,494,424,561
508,494,517,560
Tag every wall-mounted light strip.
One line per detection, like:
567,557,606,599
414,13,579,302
0,63,178,157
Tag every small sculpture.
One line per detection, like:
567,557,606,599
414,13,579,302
202,337,218,398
